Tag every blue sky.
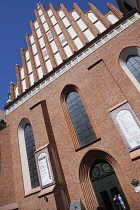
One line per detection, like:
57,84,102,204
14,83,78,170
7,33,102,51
0,0,118,110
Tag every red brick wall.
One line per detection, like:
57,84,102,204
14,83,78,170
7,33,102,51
0,126,15,206
1,10,140,210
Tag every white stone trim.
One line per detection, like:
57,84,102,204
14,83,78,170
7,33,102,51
18,118,32,194
6,13,140,115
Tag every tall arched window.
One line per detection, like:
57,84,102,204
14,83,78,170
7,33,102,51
24,123,39,189
66,90,97,147
18,119,39,194
126,55,140,83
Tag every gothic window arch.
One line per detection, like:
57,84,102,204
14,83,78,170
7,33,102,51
18,118,39,194
119,46,140,92
62,85,97,149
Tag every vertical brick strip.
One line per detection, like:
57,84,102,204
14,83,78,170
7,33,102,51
73,3,100,37
60,3,88,45
49,3,77,53
36,5,67,61
34,8,59,67
15,64,22,95
25,34,41,79
30,21,48,75
107,3,123,19
20,49,30,88
88,3,111,28
10,82,15,101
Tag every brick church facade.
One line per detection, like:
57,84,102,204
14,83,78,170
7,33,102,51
0,1,140,210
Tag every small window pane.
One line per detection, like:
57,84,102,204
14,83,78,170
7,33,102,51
50,16,57,25
72,11,79,20
107,14,118,24
30,35,35,45
47,31,53,42
77,19,87,31
55,52,63,65
74,37,83,50
66,90,97,147
67,26,77,39
40,15,46,23
59,34,67,46
64,45,73,57
95,21,106,33
48,10,53,17
34,21,39,29
84,29,94,41
43,22,49,32
126,55,140,83
88,13,98,23
36,28,42,38
59,11,65,19
62,17,70,28
50,41,58,53
54,24,62,35
29,73,34,86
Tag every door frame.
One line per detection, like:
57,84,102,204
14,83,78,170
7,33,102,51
90,159,129,210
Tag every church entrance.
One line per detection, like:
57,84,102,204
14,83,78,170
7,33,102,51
90,159,129,210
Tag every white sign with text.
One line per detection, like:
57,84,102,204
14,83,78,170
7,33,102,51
116,110,140,149
38,152,54,187
110,103,140,151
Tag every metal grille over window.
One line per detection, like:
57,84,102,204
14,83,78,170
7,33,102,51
59,34,67,46
126,55,140,83
47,31,53,42
66,90,97,147
90,160,114,181
24,123,39,189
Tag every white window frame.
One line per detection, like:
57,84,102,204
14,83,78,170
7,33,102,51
18,119,32,194
119,46,140,92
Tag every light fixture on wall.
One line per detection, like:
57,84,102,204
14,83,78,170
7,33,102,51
44,196,48,202
131,179,139,187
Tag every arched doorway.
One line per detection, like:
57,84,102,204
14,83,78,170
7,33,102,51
90,159,129,210
79,150,130,210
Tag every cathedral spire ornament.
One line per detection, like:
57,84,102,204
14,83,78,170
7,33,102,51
37,2,41,9
6,92,12,104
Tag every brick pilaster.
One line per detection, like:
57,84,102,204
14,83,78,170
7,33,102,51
107,3,123,19
88,3,111,28
15,64,22,95
21,48,30,88
25,34,41,80
60,3,88,45
30,21,47,75
36,5,67,61
73,3,100,37
49,3,77,53
10,82,15,101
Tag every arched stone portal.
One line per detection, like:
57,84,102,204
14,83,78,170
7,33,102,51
79,150,129,210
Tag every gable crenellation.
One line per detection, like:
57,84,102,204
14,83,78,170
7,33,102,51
9,2,122,103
